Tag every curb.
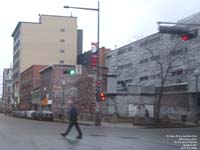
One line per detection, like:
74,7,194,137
142,124,200,129
54,119,200,128
54,119,93,126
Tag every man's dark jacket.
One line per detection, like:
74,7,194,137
69,105,78,121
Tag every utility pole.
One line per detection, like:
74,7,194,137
64,1,101,126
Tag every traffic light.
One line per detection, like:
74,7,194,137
181,35,189,41
99,92,105,101
63,69,76,75
96,83,100,102
159,25,198,41
181,31,197,41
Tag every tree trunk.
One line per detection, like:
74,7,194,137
155,85,164,123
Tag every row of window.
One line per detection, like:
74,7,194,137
14,51,19,60
170,47,188,56
139,36,161,47
140,69,186,82
117,63,133,70
139,47,187,65
14,40,20,51
59,28,66,64
13,71,19,80
14,30,20,42
117,79,133,85
13,61,19,70
171,69,185,76
139,55,160,64
140,73,161,81
117,46,133,55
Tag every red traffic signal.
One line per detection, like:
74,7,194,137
181,35,189,41
99,92,105,101
159,25,198,41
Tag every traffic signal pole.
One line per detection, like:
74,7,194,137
158,21,198,41
64,1,101,126
157,21,200,27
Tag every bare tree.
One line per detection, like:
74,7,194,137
145,39,187,122
76,75,95,113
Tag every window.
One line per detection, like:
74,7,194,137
60,39,65,43
14,30,20,42
125,79,132,83
197,96,200,106
171,69,183,76
139,36,161,47
60,49,64,53
14,40,20,51
7,87,11,92
117,63,132,70
150,74,161,80
106,55,112,59
13,61,19,70
14,51,19,60
117,81,126,86
150,55,160,61
60,28,65,32
7,96,10,102
60,60,64,64
140,76,149,81
170,47,187,56
139,58,149,64
13,71,19,80
117,46,133,55
176,79,183,83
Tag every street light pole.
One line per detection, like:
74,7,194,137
63,1,100,52
194,69,200,111
62,80,66,120
64,1,101,126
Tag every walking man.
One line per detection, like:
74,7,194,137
60,101,82,139
144,108,150,125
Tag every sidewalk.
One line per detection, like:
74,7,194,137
54,118,200,128
54,118,135,128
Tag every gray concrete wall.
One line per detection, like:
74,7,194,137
102,92,199,122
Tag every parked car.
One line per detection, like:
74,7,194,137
32,111,42,120
12,111,26,118
26,110,36,119
41,111,54,121
32,111,54,121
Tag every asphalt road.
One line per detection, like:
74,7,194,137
0,114,199,150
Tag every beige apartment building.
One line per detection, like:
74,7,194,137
11,15,78,102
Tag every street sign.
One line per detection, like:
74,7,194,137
90,54,98,67
76,65,82,74
91,42,98,53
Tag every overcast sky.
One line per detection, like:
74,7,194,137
1,0,200,95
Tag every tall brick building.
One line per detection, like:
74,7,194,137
20,65,47,110
2,68,13,113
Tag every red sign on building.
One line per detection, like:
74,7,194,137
90,54,98,67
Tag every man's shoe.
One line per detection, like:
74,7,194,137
60,133,66,137
76,135,82,139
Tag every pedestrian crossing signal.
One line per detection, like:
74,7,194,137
100,92,105,101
